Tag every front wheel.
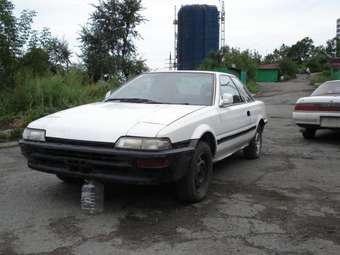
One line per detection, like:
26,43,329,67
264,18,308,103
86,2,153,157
176,142,213,203
244,127,263,160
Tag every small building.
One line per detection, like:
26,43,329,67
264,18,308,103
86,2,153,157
330,58,340,80
256,64,280,83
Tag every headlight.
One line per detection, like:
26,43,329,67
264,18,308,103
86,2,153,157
23,128,46,142
115,137,171,151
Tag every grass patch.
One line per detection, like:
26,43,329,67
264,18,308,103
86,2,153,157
0,71,120,136
246,80,260,94
310,70,331,86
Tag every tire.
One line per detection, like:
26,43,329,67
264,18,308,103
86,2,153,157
244,127,263,160
56,174,82,184
302,128,316,139
176,142,213,203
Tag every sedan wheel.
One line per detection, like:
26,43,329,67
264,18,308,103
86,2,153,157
244,127,263,160
176,142,213,203
302,128,316,139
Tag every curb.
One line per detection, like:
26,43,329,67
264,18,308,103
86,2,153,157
0,142,19,149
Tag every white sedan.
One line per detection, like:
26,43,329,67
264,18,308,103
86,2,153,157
20,71,267,202
293,80,340,139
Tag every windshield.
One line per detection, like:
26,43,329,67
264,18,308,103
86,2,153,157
312,81,340,96
107,73,215,106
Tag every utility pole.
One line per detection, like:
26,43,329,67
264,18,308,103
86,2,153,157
173,5,178,70
220,0,226,49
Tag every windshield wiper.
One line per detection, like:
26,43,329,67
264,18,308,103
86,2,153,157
106,98,165,104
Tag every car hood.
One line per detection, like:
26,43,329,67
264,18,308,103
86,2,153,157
297,95,340,104
28,102,205,143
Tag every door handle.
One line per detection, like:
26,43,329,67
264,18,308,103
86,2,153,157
247,111,251,117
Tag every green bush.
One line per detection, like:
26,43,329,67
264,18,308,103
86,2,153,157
0,71,120,130
246,81,260,94
279,57,298,79
310,70,331,86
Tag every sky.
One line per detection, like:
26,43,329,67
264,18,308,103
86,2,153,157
13,0,340,70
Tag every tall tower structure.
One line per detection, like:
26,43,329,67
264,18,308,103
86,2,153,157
177,5,220,70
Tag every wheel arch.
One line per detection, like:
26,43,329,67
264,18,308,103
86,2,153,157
258,118,266,132
191,125,217,156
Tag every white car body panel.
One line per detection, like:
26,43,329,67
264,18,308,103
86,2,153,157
27,71,267,162
29,102,204,143
293,95,340,128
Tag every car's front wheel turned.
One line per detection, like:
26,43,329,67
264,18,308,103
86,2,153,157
176,142,213,203
302,128,316,139
244,127,263,160
56,174,82,184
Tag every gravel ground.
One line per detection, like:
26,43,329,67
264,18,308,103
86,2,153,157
0,77,339,255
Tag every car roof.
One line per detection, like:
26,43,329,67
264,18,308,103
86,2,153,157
144,70,237,78
324,80,340,83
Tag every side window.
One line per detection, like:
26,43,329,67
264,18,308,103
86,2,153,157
231,77,254,103
220,76,243,104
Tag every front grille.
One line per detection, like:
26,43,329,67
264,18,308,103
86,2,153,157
45,137,115,149
29,146,134,174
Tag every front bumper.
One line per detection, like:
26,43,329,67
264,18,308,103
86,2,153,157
19,140,195,185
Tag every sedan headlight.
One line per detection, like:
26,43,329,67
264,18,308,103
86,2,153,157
23,128,46,142
115,137,171,151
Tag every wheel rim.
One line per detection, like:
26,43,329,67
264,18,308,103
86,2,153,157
194,153,208,190
255,131,262,155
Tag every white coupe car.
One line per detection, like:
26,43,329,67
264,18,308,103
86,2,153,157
293,80,340,139
20,71,267,202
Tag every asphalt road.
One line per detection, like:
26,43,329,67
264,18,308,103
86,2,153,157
1,77,339,255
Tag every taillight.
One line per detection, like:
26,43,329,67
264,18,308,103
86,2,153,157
295,103,340,112
294,103,320,111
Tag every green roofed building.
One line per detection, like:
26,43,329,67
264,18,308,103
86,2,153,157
330,58,340,80
256,64,280,83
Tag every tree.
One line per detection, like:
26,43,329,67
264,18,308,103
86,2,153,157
287,37,314,64
80,0,147,81
14,9,36,56
21,47,49,76
263,44,290,64
279,57,298,79
0,0,37,88
326,37,340,57
0,0,17,88
27,28,72,72
200,46,260,80
307,46,328,72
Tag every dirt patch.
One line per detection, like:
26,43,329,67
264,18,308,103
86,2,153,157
0,231,18,255
48,216,83,240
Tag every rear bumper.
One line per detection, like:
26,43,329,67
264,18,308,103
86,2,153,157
19,140,196,185
293,112,340,129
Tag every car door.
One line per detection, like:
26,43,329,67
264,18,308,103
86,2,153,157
215,75,252,159
231,77,257,127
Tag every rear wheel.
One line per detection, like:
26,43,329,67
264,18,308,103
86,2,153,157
176,142,213,203
302,128,316,139
56,174,82,184
244,127,263,160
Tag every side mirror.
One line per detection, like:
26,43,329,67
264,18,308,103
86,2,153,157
220,93,233,107
104,91,111,100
